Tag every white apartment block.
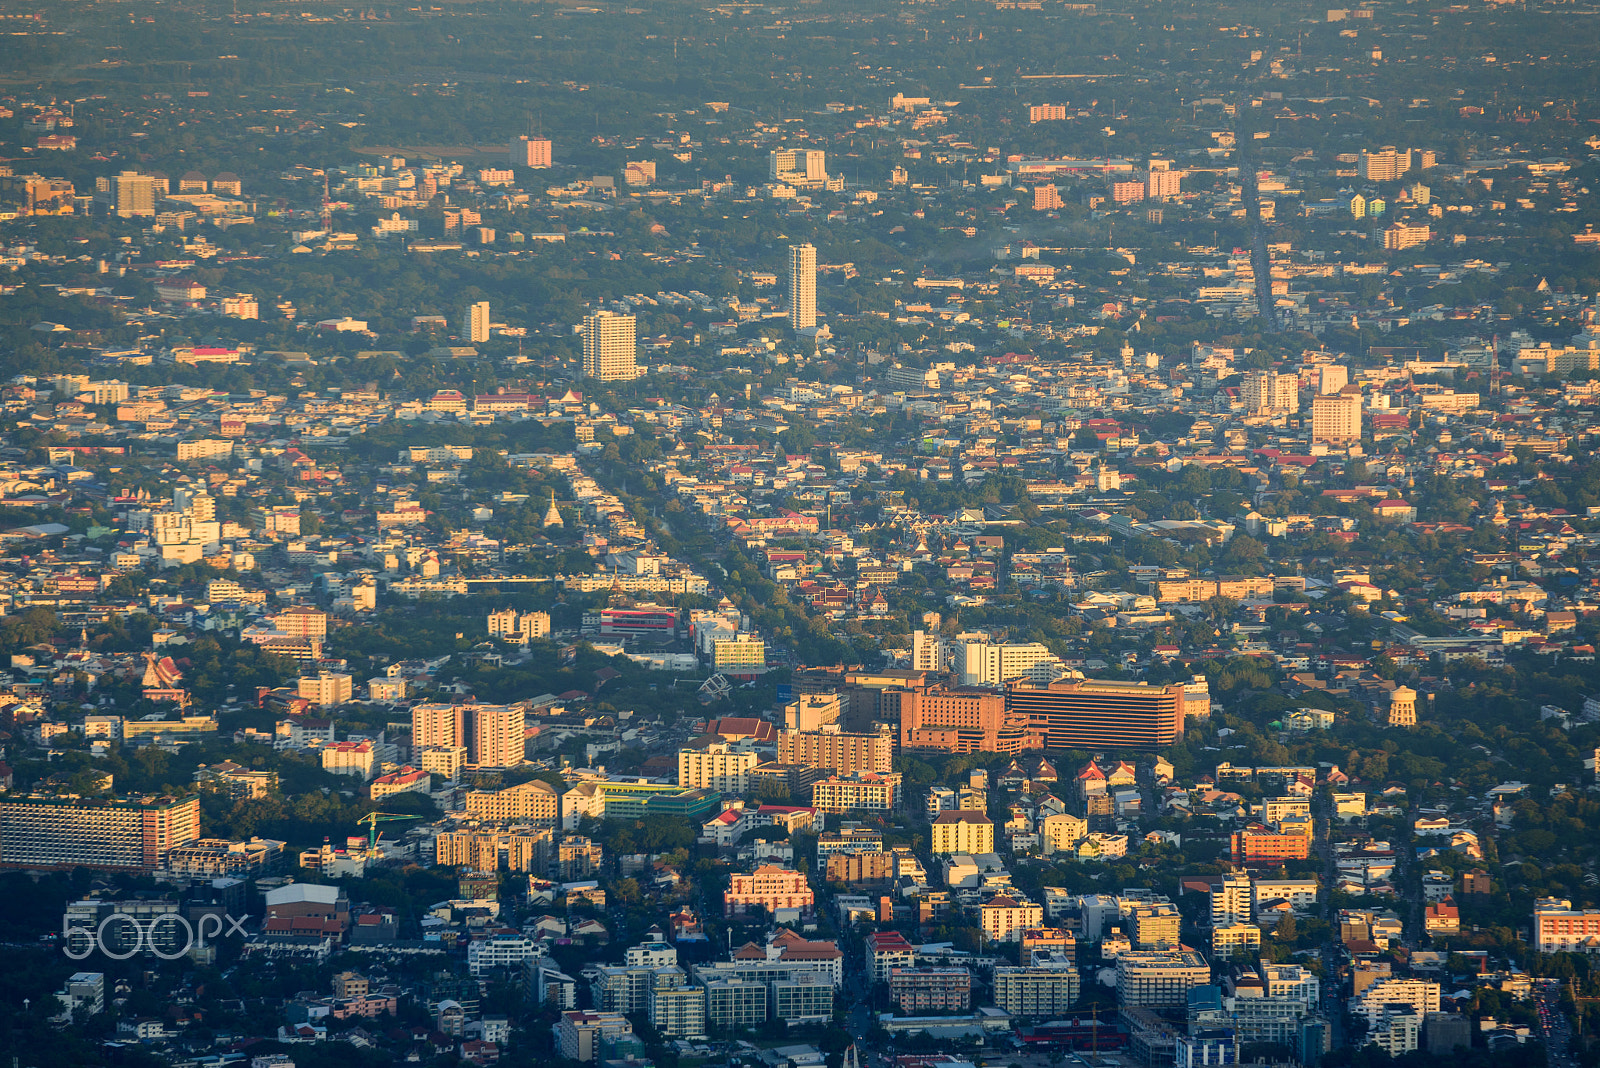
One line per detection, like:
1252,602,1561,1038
1371,1006,1421,1055
590,965,658,1014
320,741,375,780
298,672,353,708
992,963,1081,1017
770,149,827,182
1262,796,1311,825
701,979,766,1031
468,931,543,976
911,629,946,672
1253,878,1319,916
626,940,678,968
1243,370,1300,415
1115,950,1212,1008
678,742,757,794
1311,391,1362,446
1264,964,1321,1006
1358,979,1441,1026
956,640,1061,686
980,896,1044,943
650,982,707,1038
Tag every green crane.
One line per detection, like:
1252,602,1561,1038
356,811,420,852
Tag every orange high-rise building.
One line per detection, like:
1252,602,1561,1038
899,685,1042,754
1111,181,1146,204
1006,679,1186,751
1231,827,1312,863
777,726,894,775
725,864,814,917
467,704,524,769
512,135,553,168
413,703,465,750
412,703,523,768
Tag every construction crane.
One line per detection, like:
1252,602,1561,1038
355,811,420,852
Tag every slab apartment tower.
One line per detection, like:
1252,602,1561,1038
582,310,639,381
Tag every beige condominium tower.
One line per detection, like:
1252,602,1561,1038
789,243,817,331
582,310,640,381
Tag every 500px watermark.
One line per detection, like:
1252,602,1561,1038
62,913,251,960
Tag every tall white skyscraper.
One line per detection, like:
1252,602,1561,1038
465,301,491,344
1211,872,1253,928
789,243,817,332
582,311,640,381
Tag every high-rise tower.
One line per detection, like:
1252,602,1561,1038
789,243,817,331
582,311,639,381
465,301,490,344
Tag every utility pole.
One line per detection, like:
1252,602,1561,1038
1567,978,1599,1041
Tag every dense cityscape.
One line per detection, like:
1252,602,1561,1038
1,1,1599,1068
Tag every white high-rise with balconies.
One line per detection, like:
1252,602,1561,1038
911,629,946,672
1212,872,1253,928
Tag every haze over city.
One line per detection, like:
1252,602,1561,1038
0,1,1598,1068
